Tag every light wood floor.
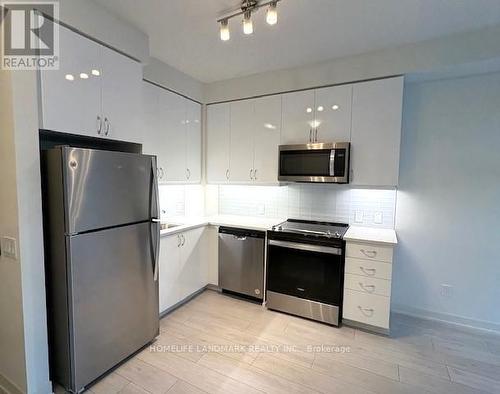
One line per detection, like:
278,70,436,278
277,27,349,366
85,290,500,394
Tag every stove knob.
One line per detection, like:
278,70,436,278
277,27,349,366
335,232,341,238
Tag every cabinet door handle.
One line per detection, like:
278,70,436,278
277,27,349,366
186,168,191,180
181,234,185,246
359,267,376,276
254,169,257,180
226,169,230,180
249,169,253,180
177,234,181,247
96,115,102,135
157,168,162,180
358,283,376,293
104,117,110,136
358,306,375,316
315,128,318,142
361,249,377,258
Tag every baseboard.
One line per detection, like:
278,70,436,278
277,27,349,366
0,373,24,394
392,304,500,335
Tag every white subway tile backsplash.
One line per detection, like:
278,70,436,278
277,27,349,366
159,185,204,219
218,184,396,228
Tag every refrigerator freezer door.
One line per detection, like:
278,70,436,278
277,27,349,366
68,222,159,392
62,147,157,234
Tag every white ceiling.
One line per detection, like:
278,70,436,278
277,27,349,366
93,0,500,83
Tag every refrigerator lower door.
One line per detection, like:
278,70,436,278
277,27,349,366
67,222,159,392
61,147,158,234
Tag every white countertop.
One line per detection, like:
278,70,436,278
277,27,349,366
344,226,398,245
160,216,397,245
160,215,285,236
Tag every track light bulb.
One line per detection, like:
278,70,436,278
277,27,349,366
243,11,253,35
220,19,230,41
266,1,278,25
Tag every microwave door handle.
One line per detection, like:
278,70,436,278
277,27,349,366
329,149,336,176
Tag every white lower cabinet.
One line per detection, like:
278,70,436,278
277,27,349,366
343,241,395,333
159,227,208,314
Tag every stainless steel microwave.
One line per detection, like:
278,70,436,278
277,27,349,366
278,142,350,183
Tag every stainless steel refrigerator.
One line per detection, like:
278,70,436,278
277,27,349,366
42,146,160,393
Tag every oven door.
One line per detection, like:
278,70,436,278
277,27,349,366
278,142,349,183
266,239,344,306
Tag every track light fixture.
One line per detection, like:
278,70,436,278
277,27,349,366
218,0,282,41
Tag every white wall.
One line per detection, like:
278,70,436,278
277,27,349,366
58,0,149,62
144,57,205,103
205,24,500,103
393,72,500,330
0,69,27,394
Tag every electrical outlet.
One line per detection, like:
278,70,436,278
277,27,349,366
355,210,364,223
0,236,18,260
374,211,383,224
441,284,453,297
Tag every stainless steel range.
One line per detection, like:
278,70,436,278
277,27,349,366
266,219,348,326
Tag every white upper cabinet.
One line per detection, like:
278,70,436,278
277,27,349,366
229,99,256,182
141,82,170,183
314,84,352,142
350,76,404,187
100,46,142,142
207,96,282,184
207,103,231,183
146,87,201,184
161,90,188,182
253,95,282,183
281,90,315,144
40,24,142,142
185,100,202,183
40,24,102,137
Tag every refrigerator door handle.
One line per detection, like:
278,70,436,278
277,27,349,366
151,158,160,282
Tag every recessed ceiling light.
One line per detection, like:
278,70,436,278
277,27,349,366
65,74,74,81
80,73,89,79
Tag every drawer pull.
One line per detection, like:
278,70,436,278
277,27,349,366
360,267,376,276
358,306,375,317
360,249,377,258
358,283,376,293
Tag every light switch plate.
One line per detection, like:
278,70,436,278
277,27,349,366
374,211,383,224
354,210,364,223
1,236,18,260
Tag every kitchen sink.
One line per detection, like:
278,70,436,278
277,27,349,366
160,223,182,230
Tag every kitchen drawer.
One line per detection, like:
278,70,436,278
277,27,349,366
345,257,392,280
344,273,391,297
346,242,393,263
343,289,390,329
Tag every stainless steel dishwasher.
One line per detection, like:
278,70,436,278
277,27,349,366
218,227,265,300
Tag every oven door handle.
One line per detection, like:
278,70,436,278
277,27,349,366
269,240,342,255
